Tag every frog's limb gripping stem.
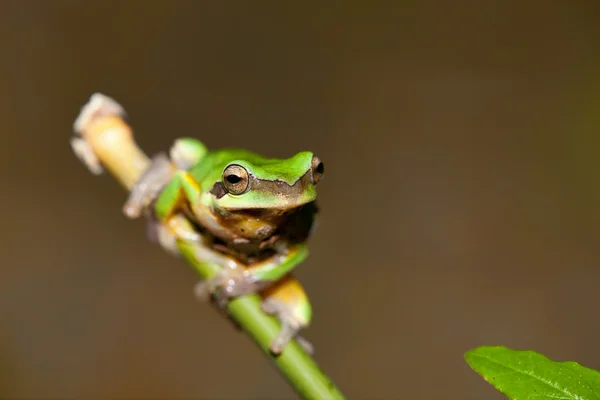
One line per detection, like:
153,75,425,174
127,138,209,249
122,153,175,219
261,275,314,355
193,244,308,300
193,268,264,300
145,212,181,256
122,138,207,219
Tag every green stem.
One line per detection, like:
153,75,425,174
178,242,345,400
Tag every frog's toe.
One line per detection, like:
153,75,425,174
146,215,180,256
194,269,263,303
295,336,314,355
193,275,221,302
269,322,314,355
71,137,104,175
261,298,313,355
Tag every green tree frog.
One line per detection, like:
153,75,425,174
123,137,324,354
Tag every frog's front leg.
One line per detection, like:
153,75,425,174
123,138,206,219
124,138,207,253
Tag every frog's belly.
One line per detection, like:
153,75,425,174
187,203,283,243
228,216,279,240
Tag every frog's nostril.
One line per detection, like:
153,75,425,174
315,162,324,175
311,155,324,184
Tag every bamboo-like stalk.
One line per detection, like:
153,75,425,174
70,93,346,400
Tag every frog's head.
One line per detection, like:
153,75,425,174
208,151,324,212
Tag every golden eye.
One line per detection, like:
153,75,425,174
222,164,250,195
311,155,324,184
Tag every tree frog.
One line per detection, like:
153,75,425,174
123,138,324,354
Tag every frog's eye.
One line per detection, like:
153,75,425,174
222,164,250,195
311,155,324,184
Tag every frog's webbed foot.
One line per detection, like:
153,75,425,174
261,297,314,355
191,242,266,302
122,153,174,219
145,212,180,256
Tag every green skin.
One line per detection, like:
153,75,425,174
146,138,323,354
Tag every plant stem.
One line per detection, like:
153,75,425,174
71,93,346,400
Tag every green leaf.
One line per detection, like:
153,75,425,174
465,346,600,400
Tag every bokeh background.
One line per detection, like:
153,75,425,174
2,1,600,399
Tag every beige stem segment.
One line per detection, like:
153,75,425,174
79,116,150,190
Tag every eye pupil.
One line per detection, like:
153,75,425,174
226,174,242,184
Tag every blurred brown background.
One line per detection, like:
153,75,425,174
1,1,600,399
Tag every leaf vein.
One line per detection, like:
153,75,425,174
472,353,584,400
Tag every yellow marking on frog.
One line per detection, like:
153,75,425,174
261,276,312,326
182,173,201,192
